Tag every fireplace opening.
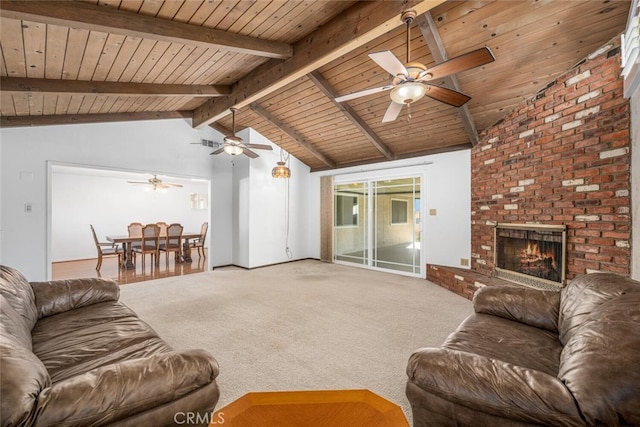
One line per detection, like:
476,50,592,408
494,223,567,290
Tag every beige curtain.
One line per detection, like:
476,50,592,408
320,175,334,263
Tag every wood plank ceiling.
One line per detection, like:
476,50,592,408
0,0,630,171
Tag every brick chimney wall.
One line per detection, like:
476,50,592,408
471,37,632,281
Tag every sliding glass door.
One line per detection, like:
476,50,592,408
334,176,422,276
334,182,368,265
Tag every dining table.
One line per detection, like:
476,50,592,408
107,232,202,269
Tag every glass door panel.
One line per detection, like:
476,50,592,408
372,177,421,274
334,182,368,265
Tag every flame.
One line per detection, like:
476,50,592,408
519,241,556,269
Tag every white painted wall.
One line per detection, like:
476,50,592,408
231,128,312,268
307,150,472,275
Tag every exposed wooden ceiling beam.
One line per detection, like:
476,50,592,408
0,77,230,97
249,102,336,169
0,111,192,128
193,0,446,128
416,13,479,146
307,71,395,161
0,1,292,59
209,122,233,136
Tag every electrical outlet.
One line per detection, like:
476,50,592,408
429,209,437,216
460,258,469,267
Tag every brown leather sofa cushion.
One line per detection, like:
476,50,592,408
32,301,174,383
0,265,38,331
559,291,640,426
442,313,562,376
473,284,560,332
407,347,583,426
1,294,32,349
34,349,219,426
558,272,637,345
31,277,120,319
0,332,51,426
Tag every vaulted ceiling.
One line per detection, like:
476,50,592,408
0,0,630,171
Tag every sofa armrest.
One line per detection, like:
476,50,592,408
34,349,219,426
473,285,560,332
407,347,582,426
31,277,120,319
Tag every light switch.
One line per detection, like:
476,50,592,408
429,209,437,216
24,203,32,213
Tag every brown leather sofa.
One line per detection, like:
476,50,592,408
406,272,640,426
0,265,220,426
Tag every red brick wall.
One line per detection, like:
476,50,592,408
471,37,632,281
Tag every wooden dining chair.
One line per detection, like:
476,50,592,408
156,222,168,248
128,222,143,247
133,223,160,269
159,223,183,264
90,224,122,271
190,222,208,259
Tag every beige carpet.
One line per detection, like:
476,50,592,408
118,259,473,424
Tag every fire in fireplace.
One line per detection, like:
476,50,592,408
494,223,567,290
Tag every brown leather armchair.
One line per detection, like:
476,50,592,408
0,265,220,426
406,273,640,426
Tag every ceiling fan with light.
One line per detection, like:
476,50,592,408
127,174,183,191
335,10,496,123
210,108,273,158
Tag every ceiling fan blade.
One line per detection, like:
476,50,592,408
165,183,183,188
382,102,403,123
245,143,273,151
421,47,495,81
335,85,394,103
242,148,259,159
425,84,471,107
369,51,408,77
127,181,148,184
210,147,226,155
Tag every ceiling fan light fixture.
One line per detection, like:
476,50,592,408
223,144,243,155
390,82,427,104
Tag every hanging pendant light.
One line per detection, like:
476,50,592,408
272,146,291,178
272,161,291,178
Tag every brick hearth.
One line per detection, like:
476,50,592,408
426,264,515,300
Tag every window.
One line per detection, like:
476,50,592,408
336,194,358,227
391,199,408,224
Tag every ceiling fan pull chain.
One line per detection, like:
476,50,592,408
407,103,412,121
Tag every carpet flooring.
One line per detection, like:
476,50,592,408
118,259,473,424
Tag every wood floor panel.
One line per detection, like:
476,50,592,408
52,248,208,285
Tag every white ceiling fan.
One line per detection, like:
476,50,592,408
210,108,273,158
127,175,183,191
335,10,496,122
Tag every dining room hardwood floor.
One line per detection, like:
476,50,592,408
52,248,208,285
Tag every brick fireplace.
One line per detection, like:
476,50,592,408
429,36,632,298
